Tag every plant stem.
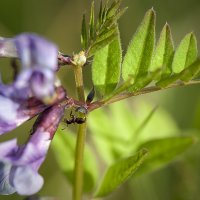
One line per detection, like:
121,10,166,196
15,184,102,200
74,66,85,102
73,123,87,200
73,64,86,200
88,79,200,111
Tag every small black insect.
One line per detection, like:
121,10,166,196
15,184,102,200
63,111,86,125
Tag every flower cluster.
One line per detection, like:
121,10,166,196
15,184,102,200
0,33,70,195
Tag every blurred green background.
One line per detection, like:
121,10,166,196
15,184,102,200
0,0,200,200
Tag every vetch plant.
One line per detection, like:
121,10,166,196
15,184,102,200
0,0,199,199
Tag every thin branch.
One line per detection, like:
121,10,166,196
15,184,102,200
88,80,200,111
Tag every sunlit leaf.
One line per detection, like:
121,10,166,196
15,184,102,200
92,30,121,96
150,23,174,79
95,149,149,197
122,8,155,81
172,32,198,73
52,129,98,193
135,137,195,176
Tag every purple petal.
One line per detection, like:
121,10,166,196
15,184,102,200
15,34,58,71
0,103,65,195
11,166,44,195
0,139,17,157
0,86,66,135
0,33,59,102
15,68,55,100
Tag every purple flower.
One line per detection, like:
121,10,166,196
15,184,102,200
0,33,58,101
0,104,65,195
0,86,66,135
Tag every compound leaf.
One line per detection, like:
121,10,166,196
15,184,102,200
95,149,148,197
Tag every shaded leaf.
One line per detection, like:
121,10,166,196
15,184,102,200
156,58,200,87
156,73,181,88
102,7,127,32
92,30,122,96
95,27,117,44
180,58,200,81
52,129,98,193
81,14,88,49
97,0,103,28
122,8,155,81
150,23,174,79
95,149,149,197
136,137,195,176
128,69,160,92
89,1,95,40
172,32,198,73
88,30,118,57
106,0,122,19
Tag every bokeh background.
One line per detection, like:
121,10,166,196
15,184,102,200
0,0,200,200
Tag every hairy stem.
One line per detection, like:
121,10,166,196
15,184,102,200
73,65,86,200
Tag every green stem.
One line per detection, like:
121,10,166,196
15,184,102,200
74,66,85,102
73,64,86,200
73,123,87,200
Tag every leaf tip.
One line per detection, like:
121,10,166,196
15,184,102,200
149,7,156,15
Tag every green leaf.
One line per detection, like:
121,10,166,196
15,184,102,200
105,7,127,30
135,137,195,176
134,106,158,136
150,23,174,79
180,58,200,81
81,14,88,49
97,0,103,27
128,69,160,92
156,58,200,87
172,32,198,73
106,0,122,19
88,30,118,57
95,149,149,197
89,100,179,164
92,30,122,96
156,73,181,88
89,1,95,40
52,129,98,193
95,27,117,44
122,8,155,81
